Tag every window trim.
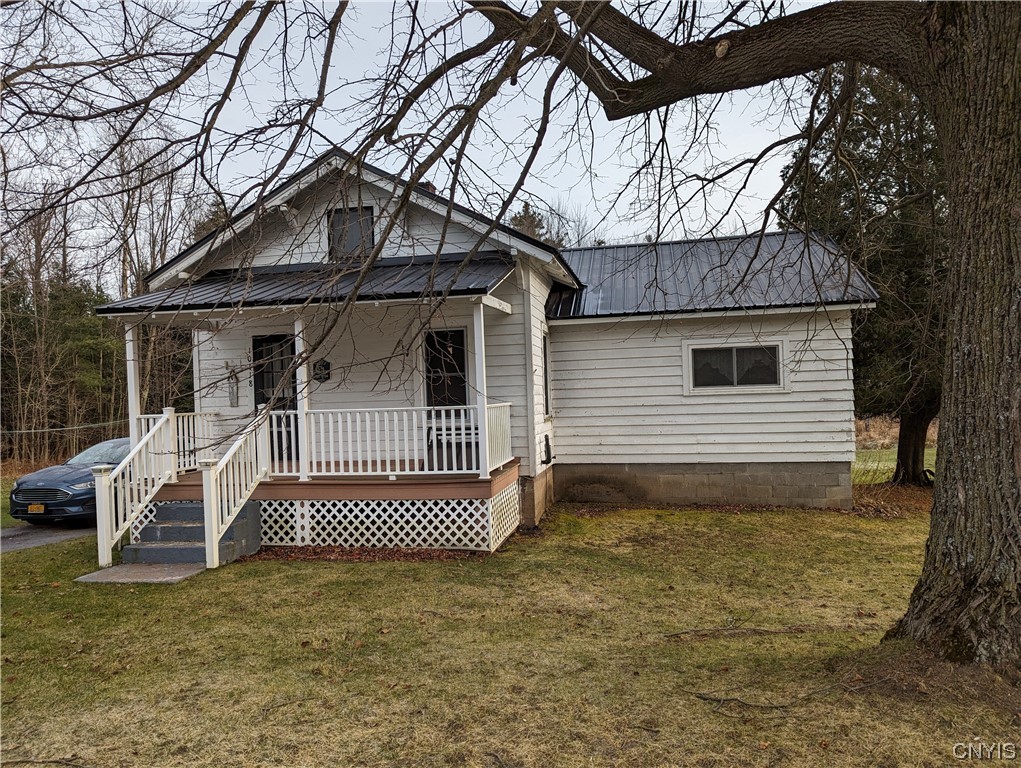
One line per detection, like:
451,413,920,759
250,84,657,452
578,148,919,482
682,338,789,395
326,205,375,259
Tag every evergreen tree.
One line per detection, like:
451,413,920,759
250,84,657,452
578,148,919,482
508,202,567,249
781,67,946,485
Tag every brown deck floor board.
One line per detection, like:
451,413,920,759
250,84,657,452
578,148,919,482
154,460,519,502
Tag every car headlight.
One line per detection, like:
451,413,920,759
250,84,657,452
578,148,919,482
70,480,96,490
10,480,19,491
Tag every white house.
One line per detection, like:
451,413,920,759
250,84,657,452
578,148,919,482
94,149,876,568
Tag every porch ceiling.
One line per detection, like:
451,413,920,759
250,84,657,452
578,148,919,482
96,252,514,317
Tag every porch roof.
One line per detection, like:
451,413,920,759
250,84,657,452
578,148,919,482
96,252,514,316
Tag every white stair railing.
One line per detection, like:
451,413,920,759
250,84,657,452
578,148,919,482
93,408,176,567
94,409,221,567
201,414,270,568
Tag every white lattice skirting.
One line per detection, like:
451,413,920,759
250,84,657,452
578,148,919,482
260,484,521,552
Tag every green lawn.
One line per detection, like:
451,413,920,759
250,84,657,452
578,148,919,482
1,504,1014,767
853,448,937,485
1,477,24,528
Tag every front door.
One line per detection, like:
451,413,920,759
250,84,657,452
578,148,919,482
253,335,297,463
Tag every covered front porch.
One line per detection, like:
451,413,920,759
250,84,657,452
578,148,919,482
95,288,525,567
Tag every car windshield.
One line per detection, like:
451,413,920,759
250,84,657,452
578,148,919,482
66,440,130,467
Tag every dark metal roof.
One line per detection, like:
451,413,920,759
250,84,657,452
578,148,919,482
547,231,878,319
147,148,576,286
97,252,514,315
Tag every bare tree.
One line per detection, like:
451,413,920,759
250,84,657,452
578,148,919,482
1,2,1018,674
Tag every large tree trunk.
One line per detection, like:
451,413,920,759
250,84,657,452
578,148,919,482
892,411,935,486
887,4,1021,675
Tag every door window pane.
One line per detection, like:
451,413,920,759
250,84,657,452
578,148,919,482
425,330,468,407
252,335,297,408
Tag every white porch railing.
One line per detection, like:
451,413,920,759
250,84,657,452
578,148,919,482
264,404,513,478
305,406,480,475
486,402,513,471
202,414,270,568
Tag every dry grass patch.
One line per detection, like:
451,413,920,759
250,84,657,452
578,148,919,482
2,504,1017,767
852,482,935,519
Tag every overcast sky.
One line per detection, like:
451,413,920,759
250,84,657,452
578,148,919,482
195,1,809,244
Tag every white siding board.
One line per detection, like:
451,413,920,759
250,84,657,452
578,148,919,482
192,293,539,471
550,311,856,464
205,175,508,271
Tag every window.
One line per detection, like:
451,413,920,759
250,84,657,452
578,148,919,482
424,329,468,407
328,206,373,258
542,332,552,416
691,345,780,388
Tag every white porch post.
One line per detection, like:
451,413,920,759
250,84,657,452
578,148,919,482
473,302,490,479
125,323,141,446
163,406,178,483
200,458,220,569
293,315,311,481
92,464,114,567
191,329,203,414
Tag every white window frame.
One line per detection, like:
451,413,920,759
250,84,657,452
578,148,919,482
682,337,790,395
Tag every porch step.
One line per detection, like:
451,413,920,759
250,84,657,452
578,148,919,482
122,501,261,566
151,502,204,524
139,520,246,543
122,541,238,565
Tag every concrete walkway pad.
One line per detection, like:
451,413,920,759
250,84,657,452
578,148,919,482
75,563,205,584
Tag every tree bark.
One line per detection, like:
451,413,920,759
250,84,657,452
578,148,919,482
886,3,1021,676
892,411,935,486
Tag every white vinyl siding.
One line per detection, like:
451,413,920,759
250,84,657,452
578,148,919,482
204,175,506,270
191,291,543,472
549,310,856,463
528,267,555,472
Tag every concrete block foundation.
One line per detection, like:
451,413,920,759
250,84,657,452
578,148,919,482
553,462,853,510
519,467,554,527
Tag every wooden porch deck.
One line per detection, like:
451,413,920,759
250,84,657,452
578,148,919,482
153,459,520,503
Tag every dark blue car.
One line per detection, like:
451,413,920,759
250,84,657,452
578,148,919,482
8,438,131,524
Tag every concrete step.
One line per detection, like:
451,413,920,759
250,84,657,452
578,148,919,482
139,520,247,544
139,521,204,544
126,501,262,565
122,541,235,565
151,501,259,525
151,503,204,524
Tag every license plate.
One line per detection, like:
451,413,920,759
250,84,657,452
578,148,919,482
27,504,45,514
